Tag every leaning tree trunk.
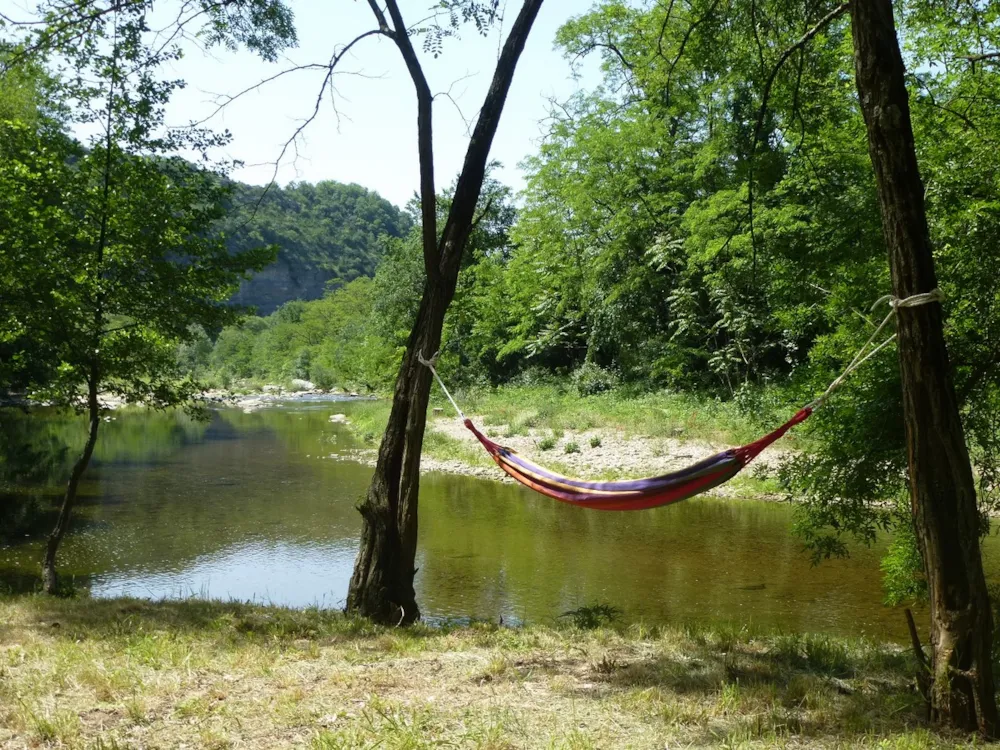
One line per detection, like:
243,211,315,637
42,373,100,594
346,285,455,623
850,0,998,735
347,0,545,624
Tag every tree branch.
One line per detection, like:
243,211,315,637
439,0,545,271
378,0,439,279
220,30,382,223
750,1,850,155
656,0,679,59
747,1,849,271
959,51,1000,65
664,0,721,107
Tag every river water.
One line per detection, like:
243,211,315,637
3,399,995,642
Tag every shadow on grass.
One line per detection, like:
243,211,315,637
1,595,962,746
582,628,928,745
2,593,449,646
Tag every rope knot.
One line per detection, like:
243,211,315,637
872,289,944,312
891,289,945,309
810,288,944,412
417,350,439,368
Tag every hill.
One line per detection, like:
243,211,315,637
227,180,410,314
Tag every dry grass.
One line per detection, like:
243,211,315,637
0,595,980,748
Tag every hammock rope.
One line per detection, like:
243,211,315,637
420,290,943,511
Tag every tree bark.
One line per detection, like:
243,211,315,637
42,373,100,594
849,0,997,735
347,0,545,624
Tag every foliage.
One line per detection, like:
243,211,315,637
205,171,516,390
559,603,622,629
226,180,411,315
880,500,928,607
572,362,619,397
209,276,399,391
0,7,274,409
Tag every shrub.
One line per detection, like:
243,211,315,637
560,603,622,629
309,361,338,390
564,441,581,454
589,436,602,448
571,362,619,397
292,348,312,380
538,436,556,451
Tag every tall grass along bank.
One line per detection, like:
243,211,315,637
0,595,973,749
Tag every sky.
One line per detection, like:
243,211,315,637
145,0,603,208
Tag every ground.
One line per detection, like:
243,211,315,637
0,595,979,749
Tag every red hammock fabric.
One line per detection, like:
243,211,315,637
462,408,812,511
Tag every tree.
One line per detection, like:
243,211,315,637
849,0,997,734
346,0,545,623
0,7,274,592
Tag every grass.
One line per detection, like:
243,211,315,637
0,594,983,748
458,385,781,445
348,385,784,447
538,435,557,451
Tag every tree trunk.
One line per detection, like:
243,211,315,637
849,0,997,735
42,374,100,594
347,0,545,624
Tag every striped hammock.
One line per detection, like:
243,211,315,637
420,288,941,511
460,410,810,511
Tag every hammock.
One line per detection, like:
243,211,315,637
419,290,942,511
459,409,809,510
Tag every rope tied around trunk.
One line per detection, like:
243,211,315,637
804,289,944,411
416,351,466,421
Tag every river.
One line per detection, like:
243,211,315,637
3,399,995,642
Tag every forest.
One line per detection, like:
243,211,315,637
2,0,1000,745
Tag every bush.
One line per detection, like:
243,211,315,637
589,435,602,448
560,603,622,629
292,349,312,381
509,366,564,388
564,441,581,454
571,362,618,397
538,436,556,451
309,361,338,391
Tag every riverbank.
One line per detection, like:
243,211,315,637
334,386,798,499
0,594,966,749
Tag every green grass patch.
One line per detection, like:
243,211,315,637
0,594,977,749
456,385,775,445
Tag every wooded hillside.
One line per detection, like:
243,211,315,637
227,181,411,314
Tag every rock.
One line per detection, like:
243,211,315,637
329,414,350,424
433,407,444,415
262,385,282,393
290,379,315,391
349,391,359,397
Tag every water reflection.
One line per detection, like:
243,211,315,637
1,402,985,642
